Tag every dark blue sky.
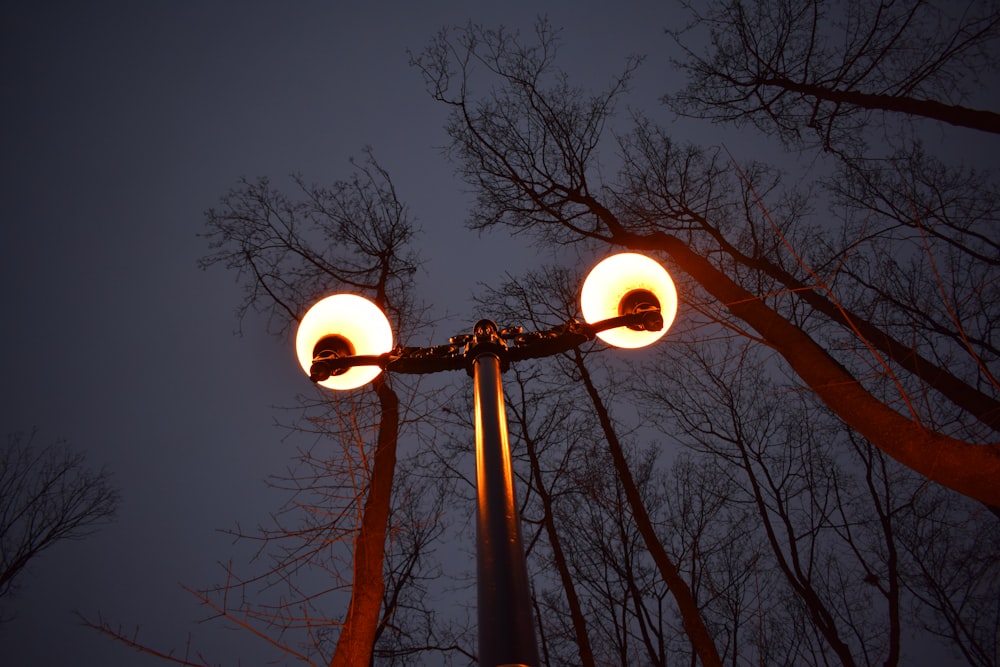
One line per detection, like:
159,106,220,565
8,3,992,665
0,2,690,664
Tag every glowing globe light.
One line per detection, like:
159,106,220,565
580,253,678,348
295,293,394,390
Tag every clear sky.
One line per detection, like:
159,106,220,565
5,2,993,666
0,2,688,665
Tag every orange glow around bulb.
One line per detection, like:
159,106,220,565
295,293,393,390
580,253,678,349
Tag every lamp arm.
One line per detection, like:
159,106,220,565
308,308,663,381
309,353,393,382
310,345,468,381
586,309,664,336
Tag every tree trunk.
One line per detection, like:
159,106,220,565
760,77,1000,134
573,349,724,667
329,377,399,667
521,415,597,667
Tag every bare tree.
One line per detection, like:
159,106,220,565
665,0,1000,153
1,430,120,602
410,15,1000,508
406,12,1000,664
85,151,443,666
86,9,1000,664
473,259,999,667
196,151,434,667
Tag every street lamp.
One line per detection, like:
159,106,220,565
295,252,677,667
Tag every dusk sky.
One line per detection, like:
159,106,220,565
0,2,692,665
3,3,994,666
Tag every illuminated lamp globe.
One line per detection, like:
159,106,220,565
295,293,393,390
580,252,678,349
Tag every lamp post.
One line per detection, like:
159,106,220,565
295,253,678,667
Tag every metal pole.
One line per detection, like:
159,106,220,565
472,351,540,667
